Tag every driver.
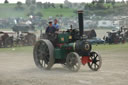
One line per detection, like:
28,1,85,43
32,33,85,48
45,21,58,45
45,21,57,34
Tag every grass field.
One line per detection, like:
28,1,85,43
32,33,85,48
0,4,75,18
41,8,75,18
0,43,128,53
0,46,33,53
0,4,26,18
92,43,128,51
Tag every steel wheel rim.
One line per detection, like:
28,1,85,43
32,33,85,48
33,39,54,70
88,52,102,71
66,52,81,72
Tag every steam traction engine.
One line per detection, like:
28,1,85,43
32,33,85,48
33,11,102,72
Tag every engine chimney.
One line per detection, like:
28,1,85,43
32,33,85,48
78,10,84,36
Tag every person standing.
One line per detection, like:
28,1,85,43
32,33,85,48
53,19,59,31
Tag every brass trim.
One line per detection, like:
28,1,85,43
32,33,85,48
73,43,76,51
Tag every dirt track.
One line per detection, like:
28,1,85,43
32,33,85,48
0,47,128,85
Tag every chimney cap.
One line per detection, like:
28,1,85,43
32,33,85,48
78,10,83,13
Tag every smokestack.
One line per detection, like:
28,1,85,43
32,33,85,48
78,10,84,36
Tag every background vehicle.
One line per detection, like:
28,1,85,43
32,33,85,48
87,37,105,44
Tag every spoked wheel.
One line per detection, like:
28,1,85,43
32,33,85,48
33,39,54,70
88,52,102,71
66,52,81,72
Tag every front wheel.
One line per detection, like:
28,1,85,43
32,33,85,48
66,52,81,72
88,52,102,71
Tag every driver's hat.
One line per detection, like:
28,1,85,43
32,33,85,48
48,21,52,24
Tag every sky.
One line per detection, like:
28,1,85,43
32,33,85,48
0,0,126,3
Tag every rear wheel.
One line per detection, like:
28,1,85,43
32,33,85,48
33,39,54,70
66,52,81,72
88,52,102,71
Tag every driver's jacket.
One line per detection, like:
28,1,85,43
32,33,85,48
45,26,57,34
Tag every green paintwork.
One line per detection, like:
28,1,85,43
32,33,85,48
57,32,70,43
54,48,68,59
61,43,74,50
54,32,76,59
54,43,75,59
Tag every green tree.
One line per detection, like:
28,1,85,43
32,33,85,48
15,1,24,10
32,0,36,4
98,0,105,3
36,2,43,9
126,0,128,4
106,0,111,3
96,1,105,9
26,0,36,6
112,0,116,5
4,0,9,4
29,5,36,15
43,2,48,8
60,4,63,8
51,3,56,8
121,0,125,3
26,0,31,6
92,1,97,5
17,1,22,8
35,12,43,17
